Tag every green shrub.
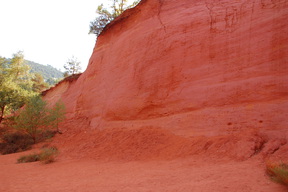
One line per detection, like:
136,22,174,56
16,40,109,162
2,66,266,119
0,132,34,154
0,143,21,155
39,147,59,164
38,130,57,142
3,132,33,144
17,153,40,163
0,130,59,155
13,96,50,144
266,162,288,186
13,96,65,144
16,147,59,164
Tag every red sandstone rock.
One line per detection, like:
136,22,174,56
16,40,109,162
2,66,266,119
2,1,288,191
44,0,288,160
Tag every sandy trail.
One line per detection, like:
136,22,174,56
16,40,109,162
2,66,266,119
1,151,286,192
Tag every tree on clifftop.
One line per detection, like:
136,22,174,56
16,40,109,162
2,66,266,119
63,56,82,77
89,0,141,36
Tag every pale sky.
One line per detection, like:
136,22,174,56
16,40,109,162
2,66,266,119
0,0,111,71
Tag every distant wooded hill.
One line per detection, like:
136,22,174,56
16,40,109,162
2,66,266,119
25,60,63,85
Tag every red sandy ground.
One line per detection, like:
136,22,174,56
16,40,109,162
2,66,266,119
1,127,287,192
1,152,286,192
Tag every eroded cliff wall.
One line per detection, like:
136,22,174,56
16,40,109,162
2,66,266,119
44,0,288,138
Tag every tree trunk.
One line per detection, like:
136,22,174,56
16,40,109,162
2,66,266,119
120,0,124,13
0,105,5,124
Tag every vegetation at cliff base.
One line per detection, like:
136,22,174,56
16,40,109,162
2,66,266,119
0,96,65,154
0,131,34,154
266,161,288,186
0,51,37,124
13,96,65,144
0,52,66,154
17,153,40,163
0,51,58,124
17,146,59,164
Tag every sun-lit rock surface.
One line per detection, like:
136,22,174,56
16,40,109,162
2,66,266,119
43,0,288,160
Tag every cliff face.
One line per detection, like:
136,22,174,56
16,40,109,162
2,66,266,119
44,0,288,139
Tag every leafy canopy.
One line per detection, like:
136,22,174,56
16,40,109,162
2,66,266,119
14,96,65,143
0,52,35,123
89,0,141,36
26,60,63,86
0,52,49,124
63,56,82,77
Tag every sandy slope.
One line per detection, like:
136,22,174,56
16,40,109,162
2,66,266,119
2,124,287,191
1,150,286,192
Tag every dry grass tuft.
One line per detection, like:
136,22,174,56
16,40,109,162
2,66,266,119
17,147,59,164
266,161,288,186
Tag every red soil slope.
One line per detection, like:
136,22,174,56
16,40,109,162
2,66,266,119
43,0,288,161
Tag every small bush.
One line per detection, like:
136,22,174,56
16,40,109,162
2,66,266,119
0,129,58,155
2,132,33,144
17,153,40,163
266,162,288,186
39,147,59,164
0,132,34,154
37,130,57,142
1,143,22,155
17,147,59,164
13,96,65,144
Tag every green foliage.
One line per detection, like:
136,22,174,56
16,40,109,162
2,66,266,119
0,132,34,154
0,123,58,156
39,147,59,164
17,153,40,163
0,52,65,154
45,78,61,86
26,60,63,85
0,80,29,120
38,130,57,141
9,52,31,83
31,73,49,92
13,96,48,143
0,52,64,125
89,5,114,36
89,0,141,36
13,96,65,144
63,56,81,77
0,52,36,124
48,101,66,133
17,147,58,164
266,162,288,186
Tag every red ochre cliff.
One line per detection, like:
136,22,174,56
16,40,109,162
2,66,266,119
44,0,288,161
